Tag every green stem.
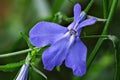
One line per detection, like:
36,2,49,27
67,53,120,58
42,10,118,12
103,0,109,18
0,49,31,58
81,35,108,39
25,53,31,64
84,0,95,13
87,0,118,70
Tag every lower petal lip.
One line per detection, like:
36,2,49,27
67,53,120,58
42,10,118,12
42,33,74,71
65,37,87,76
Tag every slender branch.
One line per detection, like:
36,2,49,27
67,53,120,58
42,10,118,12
0,49,31,58
84,0,95,13
103,0,109,18
81,35,108,39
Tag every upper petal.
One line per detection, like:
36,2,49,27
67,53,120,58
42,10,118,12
29,22,67,48
65,37,87,76
68,12,86,30
42,32,72,71
76,17,97,30
74,3,81,21
67,22,75,30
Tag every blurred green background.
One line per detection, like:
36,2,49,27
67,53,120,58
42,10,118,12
0,0,120,80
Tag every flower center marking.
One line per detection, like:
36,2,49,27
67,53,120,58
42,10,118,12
69,29,76,36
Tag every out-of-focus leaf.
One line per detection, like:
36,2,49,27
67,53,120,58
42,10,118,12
68,0,76,5
86,54,114,80
52,0,65,14
0,60,24,72
33,0,51,19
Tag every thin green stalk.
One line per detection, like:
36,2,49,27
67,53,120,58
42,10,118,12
84,0,95,13
0,49,31,58
87,0,118,70
81,35,108,39
103,0,109,18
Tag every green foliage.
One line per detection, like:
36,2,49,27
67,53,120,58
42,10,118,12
21,32,34,49
87,0,118,70
52,0,65,14
0,60,24,72
31,65,47,79
108,35,120,80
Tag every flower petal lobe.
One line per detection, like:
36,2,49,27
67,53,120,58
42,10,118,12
77,17,97,29
42,34,71,70
74,4,81,21
29,22,67,48
65,37,87,76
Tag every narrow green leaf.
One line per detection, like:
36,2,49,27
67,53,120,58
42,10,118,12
21,32,34,49
108,35,120,80
32,65,47,80
0,60,24,72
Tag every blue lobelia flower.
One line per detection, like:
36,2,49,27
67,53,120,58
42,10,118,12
29,3,97,76
16,64,29,80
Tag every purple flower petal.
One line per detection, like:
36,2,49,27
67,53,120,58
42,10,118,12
77,17,97,30
67,22,75,30
68,12,86,30
29,22,67,48
16,64,29,80
74,3,81,22
65,37,87,76
42,32,71,70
